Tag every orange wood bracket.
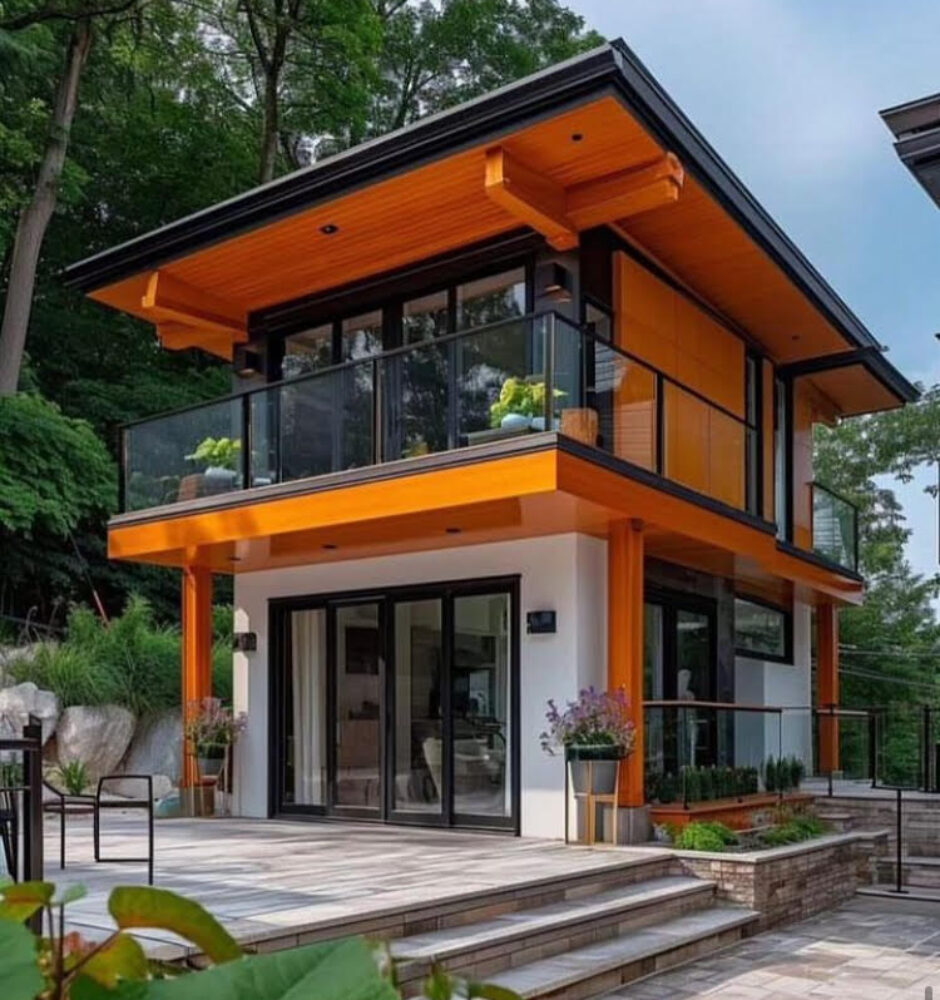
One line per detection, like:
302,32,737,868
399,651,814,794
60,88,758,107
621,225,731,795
484,148,683,249
608,519,645,808
181,564,214,788
143,271,247,361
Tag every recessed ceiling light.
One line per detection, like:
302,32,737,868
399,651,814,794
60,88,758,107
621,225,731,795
320,223,339,235
571,132,584,142
322,543,338,550
228,555,242,563
445,527,461,535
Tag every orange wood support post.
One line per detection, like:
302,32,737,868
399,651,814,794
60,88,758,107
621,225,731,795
181,564,213,788
608,519,645,807
817,602,840,775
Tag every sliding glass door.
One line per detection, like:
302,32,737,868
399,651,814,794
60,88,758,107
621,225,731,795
272,579,518,831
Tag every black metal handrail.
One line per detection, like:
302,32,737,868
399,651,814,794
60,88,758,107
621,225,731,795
119,309,760,515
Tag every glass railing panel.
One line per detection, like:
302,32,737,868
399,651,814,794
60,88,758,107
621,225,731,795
591,342,657,470
661,383,745,509
124,397,244,512
643,702,820,807
549,315,589,442
383,339,451,461
271,361,374,484
873,705,924,789
812,484,858,570
455,317,546,446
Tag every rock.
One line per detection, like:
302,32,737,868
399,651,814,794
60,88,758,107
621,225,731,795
123,710,181,785
57,705,135,781
0,681,60,744
107,772,173,801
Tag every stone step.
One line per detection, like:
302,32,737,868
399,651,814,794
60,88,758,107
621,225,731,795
482,906,758,1000
874,855,940,889
814,810,855,832
393,876,714,989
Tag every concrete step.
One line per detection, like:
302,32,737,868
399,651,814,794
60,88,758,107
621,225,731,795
483,906,758,1000
814,810,855,832
874,854,940,889
393,876,714,990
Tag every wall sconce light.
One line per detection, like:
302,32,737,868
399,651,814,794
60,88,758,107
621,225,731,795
233,349,262,379
539,262,573,303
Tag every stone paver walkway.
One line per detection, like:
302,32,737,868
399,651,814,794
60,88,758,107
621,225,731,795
611,896,940,999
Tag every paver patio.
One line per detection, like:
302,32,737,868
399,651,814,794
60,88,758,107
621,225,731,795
612,896,940,999
49,812,665,957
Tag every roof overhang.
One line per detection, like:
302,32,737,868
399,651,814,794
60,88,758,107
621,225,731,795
65,39,914,412
881,92,940,209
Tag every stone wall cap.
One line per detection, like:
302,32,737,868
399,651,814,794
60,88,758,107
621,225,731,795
670,830,877,865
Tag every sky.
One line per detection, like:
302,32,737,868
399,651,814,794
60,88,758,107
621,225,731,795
568,0,940,585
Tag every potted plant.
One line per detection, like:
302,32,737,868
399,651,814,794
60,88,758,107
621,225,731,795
489,378,565,431
185,436,242,494
540,686,636,796
185,697,247,779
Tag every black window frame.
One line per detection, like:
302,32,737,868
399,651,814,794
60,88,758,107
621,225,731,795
733,593,793,664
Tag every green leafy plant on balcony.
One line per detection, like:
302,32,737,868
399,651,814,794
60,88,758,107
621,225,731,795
0,880,519,1000
489,378,565,428
185,436,242,471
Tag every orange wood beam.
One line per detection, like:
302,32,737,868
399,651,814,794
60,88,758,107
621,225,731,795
566,154,683,229
817,603,840,774
608,519,645,808
157,323,237,360
484,147,578,250
484,147,683,249
181,563,213,788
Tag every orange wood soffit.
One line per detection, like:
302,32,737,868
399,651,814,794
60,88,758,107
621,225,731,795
107,450,561,562
142,271,248,361
484,148,683,249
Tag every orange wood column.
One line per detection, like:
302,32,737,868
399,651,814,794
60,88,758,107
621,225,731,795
817,602,840,774
181,565,213,788
608,519,645,807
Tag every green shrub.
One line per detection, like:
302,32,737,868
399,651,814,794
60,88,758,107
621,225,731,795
674,821,738,852
759,814,827,847
10,596,233,715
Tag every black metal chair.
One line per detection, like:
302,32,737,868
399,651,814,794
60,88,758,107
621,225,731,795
94,775,154,885
42,779,97,870
0,773,19,879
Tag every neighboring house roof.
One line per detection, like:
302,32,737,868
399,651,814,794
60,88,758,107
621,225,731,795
881,91,940,210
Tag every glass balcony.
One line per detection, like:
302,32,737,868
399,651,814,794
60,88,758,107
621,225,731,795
120,311,759,516
811,483,859,572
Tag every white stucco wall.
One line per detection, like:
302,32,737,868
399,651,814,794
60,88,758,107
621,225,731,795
232,532,607,838
733,599,813,775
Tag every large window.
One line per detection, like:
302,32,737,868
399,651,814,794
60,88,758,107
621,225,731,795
276,265,530,380
745,352,761,517
734,597,792,662
774,377,790,540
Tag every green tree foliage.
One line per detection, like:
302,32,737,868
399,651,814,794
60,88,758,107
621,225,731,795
815,387,940,783
0,0,603,626
9,596,234,713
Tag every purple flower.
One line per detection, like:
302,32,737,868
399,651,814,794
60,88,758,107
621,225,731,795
540,686,636,756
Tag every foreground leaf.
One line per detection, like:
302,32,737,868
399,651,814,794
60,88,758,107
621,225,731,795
0,917,44,1000
108,886,241,964
81,932,149,987
0,880,54,922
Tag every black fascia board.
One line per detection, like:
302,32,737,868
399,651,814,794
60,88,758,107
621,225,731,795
65,37,901,376
778,348,919,405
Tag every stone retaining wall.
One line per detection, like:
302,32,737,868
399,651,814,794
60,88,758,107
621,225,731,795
818,795,940,856
671,831,889,930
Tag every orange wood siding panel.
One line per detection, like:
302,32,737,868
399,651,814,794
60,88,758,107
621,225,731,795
611,360,657,470
614,253,745,417
761,359,775,523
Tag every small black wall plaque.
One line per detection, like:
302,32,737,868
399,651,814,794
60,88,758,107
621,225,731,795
233,632,257,652
526,610,557,634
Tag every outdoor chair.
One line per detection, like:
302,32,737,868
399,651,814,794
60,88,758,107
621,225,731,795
94,774,154,885
0,777,18,879
44,773,154,884
42,778,97,870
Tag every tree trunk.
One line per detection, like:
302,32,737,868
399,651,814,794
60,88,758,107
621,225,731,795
258,68,280,184
0,20,93,397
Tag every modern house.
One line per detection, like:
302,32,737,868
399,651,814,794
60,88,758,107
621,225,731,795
65,40,916,840
882,92,940,207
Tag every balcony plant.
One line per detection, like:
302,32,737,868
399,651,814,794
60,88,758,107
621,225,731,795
540,686,636,796
185,697,247,778
489,377,565,431
183,436,242,497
